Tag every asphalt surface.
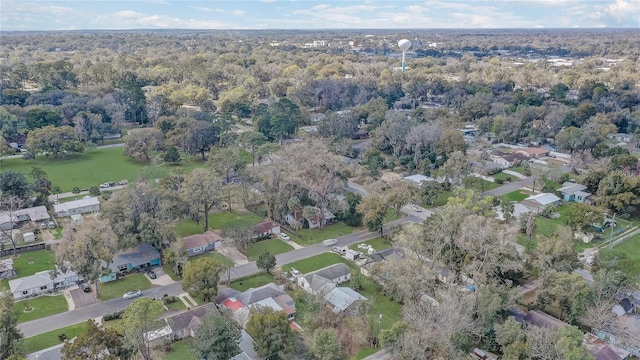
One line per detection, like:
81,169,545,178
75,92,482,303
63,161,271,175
69,286,97,308
19,282,184,338
481,166,571,197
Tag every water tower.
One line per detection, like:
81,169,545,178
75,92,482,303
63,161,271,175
398,39,412,72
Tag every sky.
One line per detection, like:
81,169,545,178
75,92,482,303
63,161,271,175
1,0,638,31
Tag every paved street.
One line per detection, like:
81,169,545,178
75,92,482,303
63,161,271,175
19,282,183,338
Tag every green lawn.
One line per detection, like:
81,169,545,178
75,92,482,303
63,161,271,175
175,211,264,237
246,238,294,261
600,233,640,278
23,322,86,353
162,264,180,281
282,252,358,274
15,295,68,323
358,276,403,330
384,208,401,222
421,190,453,208
0,250,56,291
500,190,530,203
1,146,208,192
165,300,187,311
187,252,235,268
493,172,517,182
290,222,355,246
98,273,153,300
229,272,275,292
349,237,390,253
162,339,196,360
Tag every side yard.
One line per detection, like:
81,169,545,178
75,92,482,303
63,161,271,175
98,273,153,300
175,211,264,237
246,238,294,261
0,249,56,291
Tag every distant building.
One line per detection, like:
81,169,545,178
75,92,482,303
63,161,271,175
520,193,561,212
253,219,281,239
558,182,592,204
53,197,100,217
296,263,351,295
511,147,550,159
182,230,223,257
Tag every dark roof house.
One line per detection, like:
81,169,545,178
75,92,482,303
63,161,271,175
182,230,223,257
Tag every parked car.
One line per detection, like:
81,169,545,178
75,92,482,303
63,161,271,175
410,205,422,212
147,271,157,279
323,238,338,247
100,182,115,188
122,290,142,300
279,233,291,241
80,282,91,292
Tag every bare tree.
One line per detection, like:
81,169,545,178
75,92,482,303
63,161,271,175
0,195,24,257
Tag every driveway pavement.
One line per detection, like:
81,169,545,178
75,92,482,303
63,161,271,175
147,267,174,286
69,285,97,309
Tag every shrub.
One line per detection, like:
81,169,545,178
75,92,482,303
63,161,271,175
495,179,504,185
162,295,178,305
58,333,68,342
505,176,512,182
103,310,124,321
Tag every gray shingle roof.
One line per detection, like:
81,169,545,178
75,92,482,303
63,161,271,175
9,267,77,293
236,283,286,306
305,263,350,282
324,287,367,312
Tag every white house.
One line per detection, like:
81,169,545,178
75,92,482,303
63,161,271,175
53,197,100,217
9,266,79,300
296,263,351,295
520,193,561,213
404,174,439,187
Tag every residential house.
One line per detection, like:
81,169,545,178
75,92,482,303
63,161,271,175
0,258,16,279
232,283,296,325
470,348,499,360
100,243,161,283
296,263,351,295
523,310,567,329
164,304,215,340
511,147,550,159
608,133,633,143
232,330,261,360
182,230,223,257
26,343,65,360
520,193,561,213
558,182,592,203
361,248,404,275
285,208,335,230
404,174,439,187
592,313,640,357
491,152,530,168
584,333,631,360
253,219,281,239
9,266,79,300
324,287,367,314
53,197,100,217
0,205,50,231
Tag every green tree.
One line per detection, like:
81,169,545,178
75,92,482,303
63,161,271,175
164,146,181,163
246,306,292,359
122,297,164,360
72,186,81,195
177,119,219,161
61,319,127,360
564,203,602,231
0,106,19,140
29,167,51,205
357,193,389,235
191,311,241,360
361,148,385,178
256,251,276,274
311,328,341,360
0,170,32,202
25,108,62,130
240,131,267,166
26,125,84,158
181,168,222,231
420,181,443,206
182,257,222,302
124,128,165,161
88,186,101,196
0,292,23,360
54,219,117,299
209,147,243,184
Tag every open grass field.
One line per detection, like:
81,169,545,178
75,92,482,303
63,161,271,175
1,146,207,192
15,295,68,323
600,233,640,278
23,322,86,353
290,222,355,246
500,190,530,203
161,339,196,360
0,249,56,291
282,252,358,274
98,273,153,300
175,211,264,237
349,237,390,252
492,172,518,182
188,252,235,268
246,238,294,261
229,272,274,292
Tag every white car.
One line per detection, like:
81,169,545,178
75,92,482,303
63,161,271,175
122,289,142,300
410,205,422,212
323,238,338,247
279,233,291,241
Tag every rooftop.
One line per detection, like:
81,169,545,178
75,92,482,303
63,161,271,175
183,230,223,250
53,197,100,213
324,287,367,313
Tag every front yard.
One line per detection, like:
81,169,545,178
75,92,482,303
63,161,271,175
289,222,355,246
23,322,87,353
14,295,68,323
500,190,530,202
160,339,196,360
246,238,294,261
188,252,234,267
281,252,358,274
229,272,275,292
0,249,56,291
349,237,391,252
175,211,264,237
600,233,640,278
98,273,153,300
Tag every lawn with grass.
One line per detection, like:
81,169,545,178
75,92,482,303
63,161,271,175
0,250,55,291
187,252,235,268
162,339,196,360
349,237,390,252
23,322,86,353
165,300,187,311
493,172,517,182
99,273,153,300
15,295,68,323
359,276,403,330
500,190,530,203
229,272,275,292
384,208,401,222
282,252,358,274
421,190,453,208
246,238,294,261
175,211,264,237
162,264,180,281
600,233,640,278
291,222,355,246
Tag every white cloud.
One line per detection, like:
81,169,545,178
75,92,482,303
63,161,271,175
189,5,213,12
602,0,640,25
232,10,247,16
